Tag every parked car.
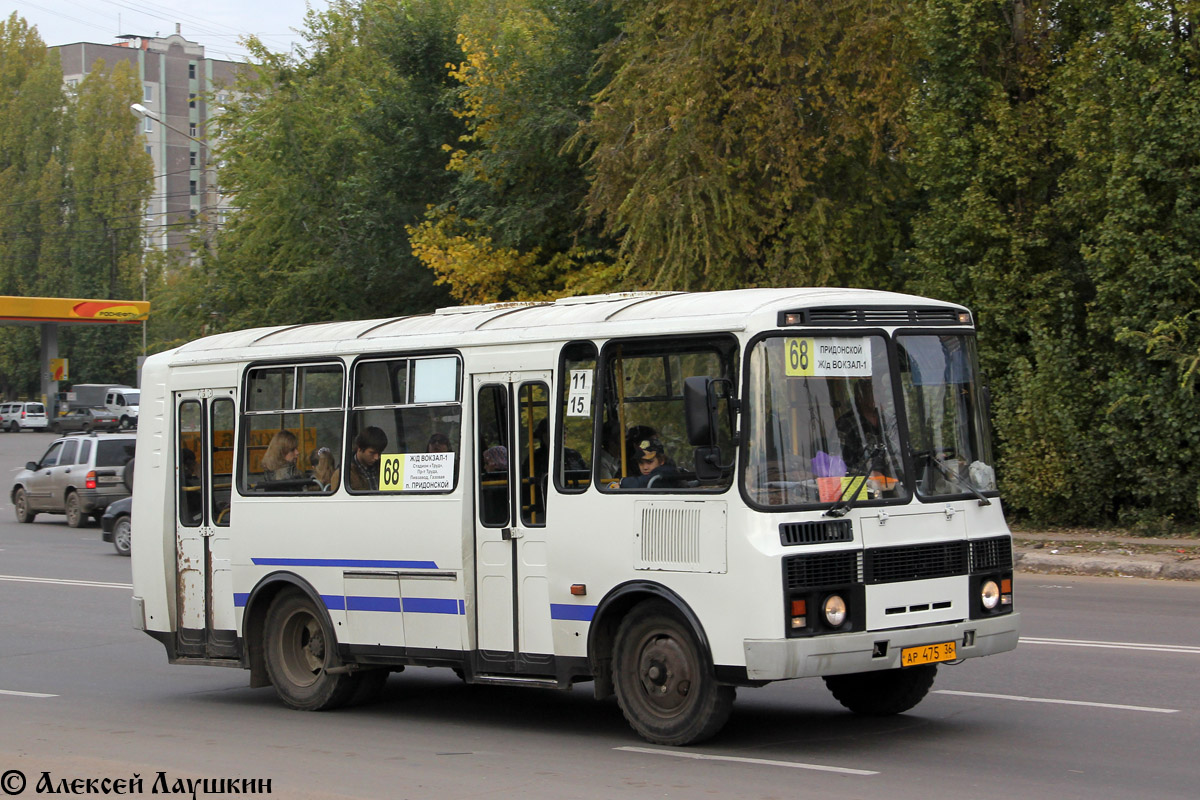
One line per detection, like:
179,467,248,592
10,432,137,527
100,495,132,556
0,401,49,432
51,407,120,433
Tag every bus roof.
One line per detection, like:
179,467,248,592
163,287,965,366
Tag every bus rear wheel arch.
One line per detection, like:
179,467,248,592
263,590,360,711
612,600,735,746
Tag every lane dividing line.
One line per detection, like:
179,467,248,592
934,690,1179,714
0,689,58,698
615,746,879,775
0,574,132,590
1020,636,1200,655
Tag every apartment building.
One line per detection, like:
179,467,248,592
56,27,245,258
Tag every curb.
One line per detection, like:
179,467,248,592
1015,549,1200,581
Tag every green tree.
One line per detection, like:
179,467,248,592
0,14,65,396
580,0,916,291
410,0,623,303
175,0,462,336
1055,0,1200,524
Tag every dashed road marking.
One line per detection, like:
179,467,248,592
935,690,1178,714
0,689,58,698
0,574,132,590
1021,636,1200,655
616,746,879,775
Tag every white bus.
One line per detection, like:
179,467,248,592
130,288,1019,745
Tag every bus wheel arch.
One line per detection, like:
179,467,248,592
242,573,334,691
587,582,714,701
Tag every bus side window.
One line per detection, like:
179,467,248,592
558,341,597,494
598,336,738,492
477,384,509,527
211,397,234,524
348,355,461,494
239,363,345,496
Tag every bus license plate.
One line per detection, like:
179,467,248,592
901,641,956,667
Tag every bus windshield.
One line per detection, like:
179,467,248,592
895,333,996,499
744,334,908,508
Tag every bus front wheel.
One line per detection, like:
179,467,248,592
263,591,359,711
823,664,937,716
612,601,735,746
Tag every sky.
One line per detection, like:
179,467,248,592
10,0,330,62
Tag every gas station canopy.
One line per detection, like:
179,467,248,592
0,295,151,415
0,295,150,325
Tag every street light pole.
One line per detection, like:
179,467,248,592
130,103,214,252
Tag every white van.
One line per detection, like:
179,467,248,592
0,401,49,432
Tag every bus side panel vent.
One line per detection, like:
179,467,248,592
633,502,728,574
780,519,854,546
783,551,861,590
969,536,1013,572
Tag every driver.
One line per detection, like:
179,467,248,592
836,381,892,475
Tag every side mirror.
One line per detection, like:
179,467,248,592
692,446,723,481
26,461,39,472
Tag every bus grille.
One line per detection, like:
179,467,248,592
795,307,964,327
865,541,969,584
969,536,1013,572
779,519,854,546
784,551,862,590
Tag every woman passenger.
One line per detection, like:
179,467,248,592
261,430,302,483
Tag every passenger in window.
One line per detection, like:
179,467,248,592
262,430,302,483
181,448,202,522
349,426,387,491
620,438,680,489
309,447,340,492
624,424,658,477
426,432,452,453
526,418,585,477
482,445,508,474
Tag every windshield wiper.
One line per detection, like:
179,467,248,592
824,445,884,518
918,450,992,506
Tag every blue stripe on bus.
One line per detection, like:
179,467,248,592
235,595,587,620
251,557,439,569
550,603,597,622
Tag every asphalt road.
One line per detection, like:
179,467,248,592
2,430,1199,799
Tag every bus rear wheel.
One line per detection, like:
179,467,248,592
264,591,359,711
823,664,937,716
612,601,735,746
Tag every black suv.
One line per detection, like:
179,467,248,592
11,432,137,527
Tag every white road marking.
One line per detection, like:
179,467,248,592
1021,636,1200,655
616,746,879,775
0,574,132,590
934,690,1178,714
0,689,58,698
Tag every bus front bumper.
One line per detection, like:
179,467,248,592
743,612,1020,681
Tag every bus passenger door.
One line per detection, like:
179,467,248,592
174,389,239,659
472,372,555,674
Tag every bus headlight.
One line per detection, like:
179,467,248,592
823,594,847,627
981,579,1001,610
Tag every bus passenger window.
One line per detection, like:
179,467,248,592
240,363,345,496
348,355,461,495
598,336,738,492
558,341,597,494
178,400,204,525
477,384,509,527
517,382,549,526
211,397,234,524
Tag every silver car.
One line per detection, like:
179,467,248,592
11,432,137,527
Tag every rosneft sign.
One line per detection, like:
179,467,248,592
0,295,150,325
71,301,145,321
